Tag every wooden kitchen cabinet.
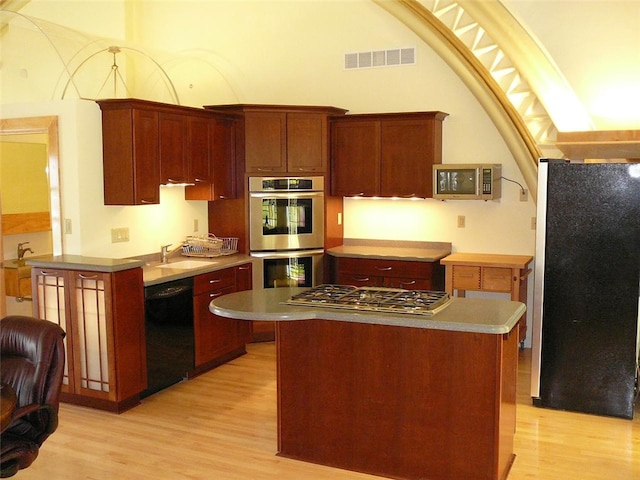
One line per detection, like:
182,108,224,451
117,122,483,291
332,256,445,291
98,98,235,205
330,111,448,198
100,102,160,205
31,266,146,413
185,115,238,201
192,263,252,373
204,104,348,174
158,111,188,184
440,253,533,343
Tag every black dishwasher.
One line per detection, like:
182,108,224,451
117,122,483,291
142,277,194,398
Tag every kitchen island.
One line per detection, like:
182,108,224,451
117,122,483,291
211,288,525,480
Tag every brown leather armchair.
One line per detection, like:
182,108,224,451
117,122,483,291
0,315,65,478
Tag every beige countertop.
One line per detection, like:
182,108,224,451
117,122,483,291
142,254,254,286
210,287,525,335
26,253,254,286
27,254,144,272
326,239,451,262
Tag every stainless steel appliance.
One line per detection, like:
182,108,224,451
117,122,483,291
432,163,501,200
249,176,324,251
531,159,640,419
251,249,324,289
285,284,451,316
249,176,325,289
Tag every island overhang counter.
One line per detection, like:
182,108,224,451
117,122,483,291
210,287,525,480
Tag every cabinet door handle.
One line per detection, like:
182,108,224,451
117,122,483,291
375,266,393,271
39,270,60,276
209,292,224,298
194,177,207,183
209,279,222,284
141,199,155,204
354,276,370,282
79,273,99,279
399,280,417,287
238,265,251,270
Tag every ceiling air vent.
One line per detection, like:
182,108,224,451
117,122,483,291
344,47,416,70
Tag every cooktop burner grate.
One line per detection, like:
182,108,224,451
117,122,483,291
285,284,452,316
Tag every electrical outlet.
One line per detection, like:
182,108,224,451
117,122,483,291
64,218,72,234
111,227,130,243
520,189,528,202
457,215,465,228
337,212,342,225
193,219,199,232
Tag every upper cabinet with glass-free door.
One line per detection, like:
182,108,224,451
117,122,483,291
203,104,348,174
330,111,448,198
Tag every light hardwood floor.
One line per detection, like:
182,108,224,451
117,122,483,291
17,343,640,480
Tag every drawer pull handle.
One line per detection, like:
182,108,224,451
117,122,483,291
209,279,222,283
79,274,98,279
375,267,393,271
354,277,370,282
209,292,223,298
399,280,416,287
238,265,251,270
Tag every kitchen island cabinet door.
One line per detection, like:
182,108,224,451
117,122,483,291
330,120,380,197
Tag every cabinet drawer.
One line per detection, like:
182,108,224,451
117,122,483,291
481,267,512,292
337,257,432,279
194,267,235,294
451,266,481,290
337,272,380,287
383,277,432,290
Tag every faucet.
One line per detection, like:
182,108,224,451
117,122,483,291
160,243,183,263
17,242,34,260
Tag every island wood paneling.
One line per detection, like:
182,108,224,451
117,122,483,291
276,319,518,480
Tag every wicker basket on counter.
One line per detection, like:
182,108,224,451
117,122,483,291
181,234,238,258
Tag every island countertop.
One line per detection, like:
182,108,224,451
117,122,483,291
210,287,526,335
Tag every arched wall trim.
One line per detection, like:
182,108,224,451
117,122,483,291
373,0,542,202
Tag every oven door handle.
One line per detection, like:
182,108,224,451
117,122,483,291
249,191,325,199
250,249,325,258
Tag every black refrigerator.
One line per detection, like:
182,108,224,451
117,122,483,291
530,159,640,419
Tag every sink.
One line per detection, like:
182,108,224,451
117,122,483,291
156,260,219,270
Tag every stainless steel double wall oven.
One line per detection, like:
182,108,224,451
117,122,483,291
249,176,324,289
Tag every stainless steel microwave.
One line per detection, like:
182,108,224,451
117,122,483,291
432,164,502,200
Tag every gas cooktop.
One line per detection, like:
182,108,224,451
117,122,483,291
285,284,452,317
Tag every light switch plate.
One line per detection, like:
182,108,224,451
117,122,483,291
111,227,130,243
